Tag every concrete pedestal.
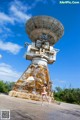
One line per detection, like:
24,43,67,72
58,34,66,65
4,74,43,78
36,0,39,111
9,62,53,101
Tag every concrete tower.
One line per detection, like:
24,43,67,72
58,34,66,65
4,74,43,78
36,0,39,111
9,16,64,101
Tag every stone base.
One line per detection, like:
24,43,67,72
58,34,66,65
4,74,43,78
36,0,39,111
9,90,54,102
12,64,51,95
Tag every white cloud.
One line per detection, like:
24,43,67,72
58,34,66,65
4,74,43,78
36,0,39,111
2,26,12,33
0,0,31,25
58,80,66,83
10,5,31,23
28,0,56,9
0,26,14,40
0,40,22,54
9,0,31,23
0,0,31,39
0,63,22,81
0,54,2,59
0,12,14,24
0,0,55,26
0,29,3,33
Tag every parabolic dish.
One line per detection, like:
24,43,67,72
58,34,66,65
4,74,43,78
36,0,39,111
26,16,64,45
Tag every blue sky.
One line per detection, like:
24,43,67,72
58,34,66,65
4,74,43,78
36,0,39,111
0,0,80,89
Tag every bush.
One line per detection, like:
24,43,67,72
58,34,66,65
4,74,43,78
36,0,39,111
54,87,80,105
0,80,15,94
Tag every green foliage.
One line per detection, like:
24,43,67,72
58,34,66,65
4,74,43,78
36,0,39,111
0,80,15,94
54,87,80,105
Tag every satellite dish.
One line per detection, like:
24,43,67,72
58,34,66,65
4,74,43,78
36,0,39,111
26,15,64,45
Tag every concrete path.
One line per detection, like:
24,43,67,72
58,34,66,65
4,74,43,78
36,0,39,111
0,94,80,120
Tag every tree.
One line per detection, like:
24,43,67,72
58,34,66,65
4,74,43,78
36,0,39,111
0,81,8,94
0,80,15,94
54,87,80,105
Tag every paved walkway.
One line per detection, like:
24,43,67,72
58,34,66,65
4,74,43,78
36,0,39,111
0,94,80,120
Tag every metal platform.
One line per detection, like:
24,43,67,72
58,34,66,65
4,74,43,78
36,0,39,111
26,16,64,45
